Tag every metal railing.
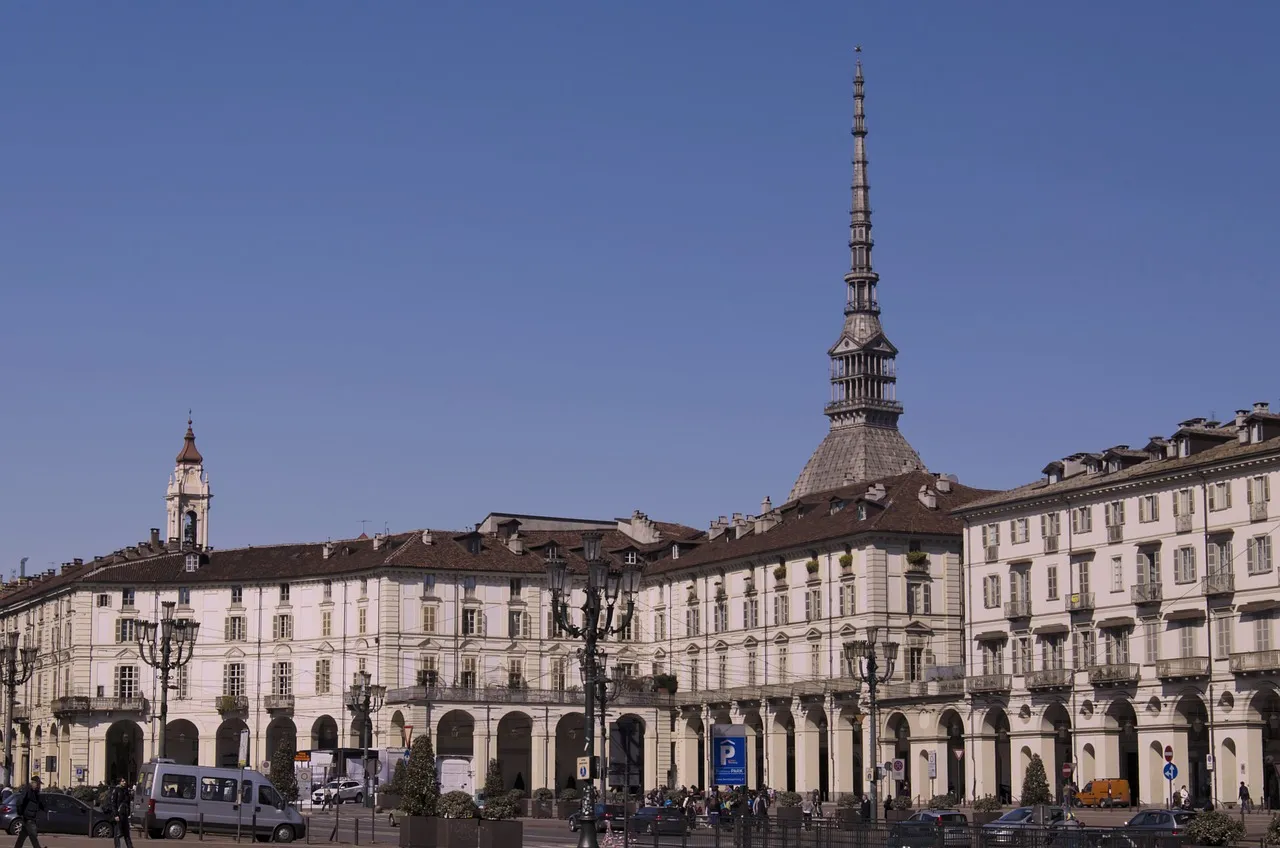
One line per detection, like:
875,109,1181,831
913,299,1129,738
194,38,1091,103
264,694,295,711
51,696,147,716
966,673,1012,693
1088,663,1140,685
1044,535,1060,554
1131,582,1162,604
985,546,999,564
1106,525,1124,543
1004,599,1032,619
386,684,677,707
215,694,249,713
1066,592,1095,612
1025,668,1073,690
1155,656,1210,679
1229,649,1280,674
1203,572,1235,595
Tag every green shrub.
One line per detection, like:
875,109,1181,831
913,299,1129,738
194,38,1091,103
1019,754,1052,806
1264,813,1280,847
387,761,407,795
481,794,519,821
401,734,439,817
268,736,299,802
929,793,956,809
533,788,554,801
558,788,580,801
774,566,788,581
836,794,858,808
1185,810,1245,846
839,554,853,568
507,789,526,800
777,791,803,807
805,559,820,574
652,673,679,693
891,795,913,811
483,759,504,798
971,794,1002,812
906,550,929,566
438,790,478,819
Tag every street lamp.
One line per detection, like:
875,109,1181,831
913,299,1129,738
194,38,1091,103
546,531,642,848
138,601,200,760
844,627,898,825
345,671,386,809
2,632,37,785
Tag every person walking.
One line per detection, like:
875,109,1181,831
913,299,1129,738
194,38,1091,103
1239,781,1252,813
12,775,44,848
109,778,135,848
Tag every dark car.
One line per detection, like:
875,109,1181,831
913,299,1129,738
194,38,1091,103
627,808,690,836
981,805,1080,847
1092,809,1198,848
0,792,114,838
889,810,970,848
568,804,625,833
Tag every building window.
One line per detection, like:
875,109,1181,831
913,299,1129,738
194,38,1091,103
230,586,243,606
1072,629,1097,668
1071,506,1093,534
462,609,482,636
462,577,477,599
981,642,1003,675
115,619,138,643
178,666,192,700
178,587,191,606
1046,565,1058,600
1110,556,1123,592
1180,622,1198,658
1249,475,1272,505
1214,616,1233,659
114,666,138,699
321,610,332,638
121,589,136,608
272,661,293,696
1040,636,1064,670
1041,512,1061,538
1104,501,1125,527
1247,535,1273,575
773,595,790,625
747,650,758,685
1208,481,1232,511
316,659,332,695
423,575,436,596
1138,494,1160,523
422,606,437,634
223,663,245,697
323,580,333,601
654,612,666,641
1010,518,1029,544
460,657,478,689
1144,621,1160,664
508,610,530,639
624,551,639,565
775,646,786,682
359,578,368,597
416,655,438,686
713,600,728,633
983,575,1001,608
552,657,568,691
272,614,293,641
279,584,291,604
718,654,728,689
1137,549,1161,585
804,588,822,622
1076,560,1091,596
1174,547,1197,584
838,582,855,617
1013,636,1032,674
96,594,110,608
907,582,931,616
224,616,247,642
981,524,1000,552
1103,629,1129,664
1173,488,1196,518
509,578,523,598
686,607,701,637
1207,539,1233,575
508,658,525,689
743,598,759,629
1256,615,1273,652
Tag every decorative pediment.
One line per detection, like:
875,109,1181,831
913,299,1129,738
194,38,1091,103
838,624,857,637
904,621,934,634
224,647,246,659
273,643,292,656
743,636,759,648
804,628,823,641
772,632,789,644
414,638,438,650
684,643,700,654
712,640,730,652
458,639,479,651
112,648,136,660
317,641,335,654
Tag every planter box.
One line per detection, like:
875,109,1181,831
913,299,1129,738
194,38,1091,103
379,793,403,813
774,807,803,827
971,812,1002,826
478,820,522,848
835,809,861,830
557,801,581,819
885,809,913,823
399,816,480,848
530,800,553,818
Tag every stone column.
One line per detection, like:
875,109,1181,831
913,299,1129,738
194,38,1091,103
765,700,791,790
531,717,550,792
1136,725,1168,808
829,705,852,799
643,711,659,791
794,710,820,793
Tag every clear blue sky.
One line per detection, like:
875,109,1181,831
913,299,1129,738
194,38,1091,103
3,2,1278,574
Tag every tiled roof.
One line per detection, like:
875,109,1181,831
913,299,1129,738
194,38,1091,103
647,471,993,575
955,433,1280,514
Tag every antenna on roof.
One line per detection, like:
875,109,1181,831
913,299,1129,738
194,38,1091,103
19,557,27,579
360,520,370,536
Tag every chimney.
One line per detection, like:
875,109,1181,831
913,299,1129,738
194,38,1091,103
150,528,161,547
322,542,334,560
373,533,385,551
421,531,433,546
73,558,82,567
918,485,938,510
707,517,729,541
760,496,772,514
935,477,952,494
507,534,525,555
1255,402,1271,414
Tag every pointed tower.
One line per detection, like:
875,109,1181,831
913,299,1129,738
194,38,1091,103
789,55,923,501
166,419,212,548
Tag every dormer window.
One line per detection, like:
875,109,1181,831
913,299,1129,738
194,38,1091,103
624,551,639,565
467,537,482,555
856,504,867,520
423,575,436,596
1254,424,1264,444
1179,438,1191,458
672,544,680,560
830,499,845,515
184,553,200,573
545,543,559,560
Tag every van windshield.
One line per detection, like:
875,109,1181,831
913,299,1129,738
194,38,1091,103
137,771,154,798
1081,782,1093,793
259,785,283,807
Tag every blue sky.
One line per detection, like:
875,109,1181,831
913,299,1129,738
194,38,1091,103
3,2,1278,573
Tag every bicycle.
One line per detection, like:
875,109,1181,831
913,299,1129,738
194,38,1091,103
601,828,625,848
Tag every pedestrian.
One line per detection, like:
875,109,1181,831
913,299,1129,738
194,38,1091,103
109,778,134,848
1239,781,1252,814
801,795,813,830
883,795,892,817
1179,785,1190,810
860,794,871,822
12,775,44,848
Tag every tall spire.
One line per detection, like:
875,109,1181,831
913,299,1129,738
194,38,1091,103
788,50,923,501
176,417,203,465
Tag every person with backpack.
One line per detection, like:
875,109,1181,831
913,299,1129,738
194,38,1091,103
12,775,44,848
109,778,135,848
1239,781,1252,814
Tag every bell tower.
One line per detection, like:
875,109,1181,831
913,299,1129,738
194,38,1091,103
166,419,211,549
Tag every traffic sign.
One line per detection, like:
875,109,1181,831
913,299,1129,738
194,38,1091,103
1163,762,1178,781
927,750,937,779
1206,754,1215,772
576,756,594,781
892,759,906,781
262,760,271,772
953,749,964,761
1062,763,1075,778
711,724,747,786
297,769,311,785
1164,745,1174,763
294,752,311,763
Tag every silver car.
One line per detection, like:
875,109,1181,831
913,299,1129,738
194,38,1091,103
311,779,364,805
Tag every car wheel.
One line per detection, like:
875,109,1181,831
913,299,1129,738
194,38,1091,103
273,824,295,843
354,793,364,805
570,820,579,833
93,822,114,838
7,821,22,836
165,819,188,840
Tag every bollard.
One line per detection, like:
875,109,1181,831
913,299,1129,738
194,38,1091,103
252,812,258,843
199,812,205,841
355,817,361,846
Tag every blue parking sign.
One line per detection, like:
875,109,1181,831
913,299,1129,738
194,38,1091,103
712,724,747,786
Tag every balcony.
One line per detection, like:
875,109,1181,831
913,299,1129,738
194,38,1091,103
1251,502,1269,522
966,674,1012,694
10,705,29,723
385,684,676,708
1176,514,1193,534
1044,535,1060,554
1228,650,1280,675
1131,583,1163,605
985,546,999,564
264,694,295,713
51,696,147,717
1155,657,1210,680
1026,668,1073,691
1107,525,1124,543
1004,599,1033,620
1202,573,1235,596
215,695,249,714
906,559,930,576
879,681,929,701
1089,664,1141,686
1067,592,1095,613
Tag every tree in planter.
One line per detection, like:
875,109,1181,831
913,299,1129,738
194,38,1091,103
805,559,820,575
777,791,803,807
438,790,478,819
774,565,788,582
268,736,298,802
401,733,440,817
533,788,554,802
839,554,853,569
1019,754,1052,806
906,550,929,566
971,795,1002,813
480,758,519,820
387,760,408,795
928,794,956,810
1185,810,1245,846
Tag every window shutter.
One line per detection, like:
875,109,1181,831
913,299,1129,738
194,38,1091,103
1224,484,1232,509
1248,481,1254,504
1248,539,1257,573
1207,544,1218,572
1208,487,1217,511
923,585,932,615
1267,477,1272,502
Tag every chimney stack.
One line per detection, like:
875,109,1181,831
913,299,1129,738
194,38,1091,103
322,542,334,560
373,533,385,551
150,528,162,547
421,531,433,546
1255,402,1271,414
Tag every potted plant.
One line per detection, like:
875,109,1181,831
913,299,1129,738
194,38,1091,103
906,550,929,567
531,788,554,818
774,565,787,583
886,794,913,822
478,761,522,848
970,794,1002,825
436,791,480,847
557,787,580,820
652,673,678,695
1019,755,1052,805
379,760,406,813
398,734,440,848
928,793,956,810
839,554,853,570
1185,810,1246,846
805,559,820,576
835,794,860,829
775,791,803,826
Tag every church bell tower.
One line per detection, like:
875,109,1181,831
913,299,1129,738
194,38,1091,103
166,419,211,549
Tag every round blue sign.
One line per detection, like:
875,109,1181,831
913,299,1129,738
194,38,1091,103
1163,762,1178,781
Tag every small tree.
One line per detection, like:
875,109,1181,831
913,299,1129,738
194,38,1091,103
402,733,439,817
484,758,504,797
269,736,298,802
387,760,407,795
1019,754,1052,806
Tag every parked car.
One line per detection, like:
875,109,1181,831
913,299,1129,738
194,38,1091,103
568,804,625,833
0,792,113,838
889,810,970,848
981,805,1079,847
133,761,307,842
311,779,364,805
1076,779,1132,808
627,808,690,836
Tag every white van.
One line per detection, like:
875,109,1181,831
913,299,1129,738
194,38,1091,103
132,761,307,842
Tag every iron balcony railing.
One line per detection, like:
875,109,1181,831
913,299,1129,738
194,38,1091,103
1004,599,1032,619
264,694,295,712
966,674,1012,694
1228,650,1280,674
985,546,999,564
1107,525,1124,543
1044,535,1060,554
1203,572,1235,595
1067,592,1095,612
1155,657,1210,680
878,681,929,701
386,684,677,708
1131,583,1162,604
215,694,249,713
51,696,147,717
1025,668,1073,690
10,705,30,722
1088,664,1140,686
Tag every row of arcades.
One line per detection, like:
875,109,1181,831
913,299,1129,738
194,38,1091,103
10,686,1280,804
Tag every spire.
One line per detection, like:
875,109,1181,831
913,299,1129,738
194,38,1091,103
176,418,203,465
845,46,878,316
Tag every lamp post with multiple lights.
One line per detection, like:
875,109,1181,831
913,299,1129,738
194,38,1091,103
137,601,200,760
2,632,37,785
546,531,642,848
346,671,386,809
844,627,899,824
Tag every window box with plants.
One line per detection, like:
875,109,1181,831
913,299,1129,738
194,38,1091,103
805,559,821,579
906,550,930,571
774,565,788,584
839,554,853,571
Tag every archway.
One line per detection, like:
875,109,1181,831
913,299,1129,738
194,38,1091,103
164,720,200,766
1176,694,1210,806
1250,690,1280,807
938,710,965,801
838,704,863,798
800,705,829,798
437,711,474,757
682,711,706,789
105,721,143,784
1105,699,1139,804
886,712,911,799
215,719,249,769
390,711,407,748
983,708,1012,803
1042,703,1072,803
743,711,766,790
311,715,339,750
496,712,532,793
610,715,645,794
266,717,297,763
554,713,587,791
349,716,369,749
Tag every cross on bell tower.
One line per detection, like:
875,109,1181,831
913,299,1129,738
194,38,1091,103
166,417,211,549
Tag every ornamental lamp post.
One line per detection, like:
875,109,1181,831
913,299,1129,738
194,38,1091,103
2,632,37,785
138,601,200,760
546,531,642,848
844,627,898,825
345,671,386,810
